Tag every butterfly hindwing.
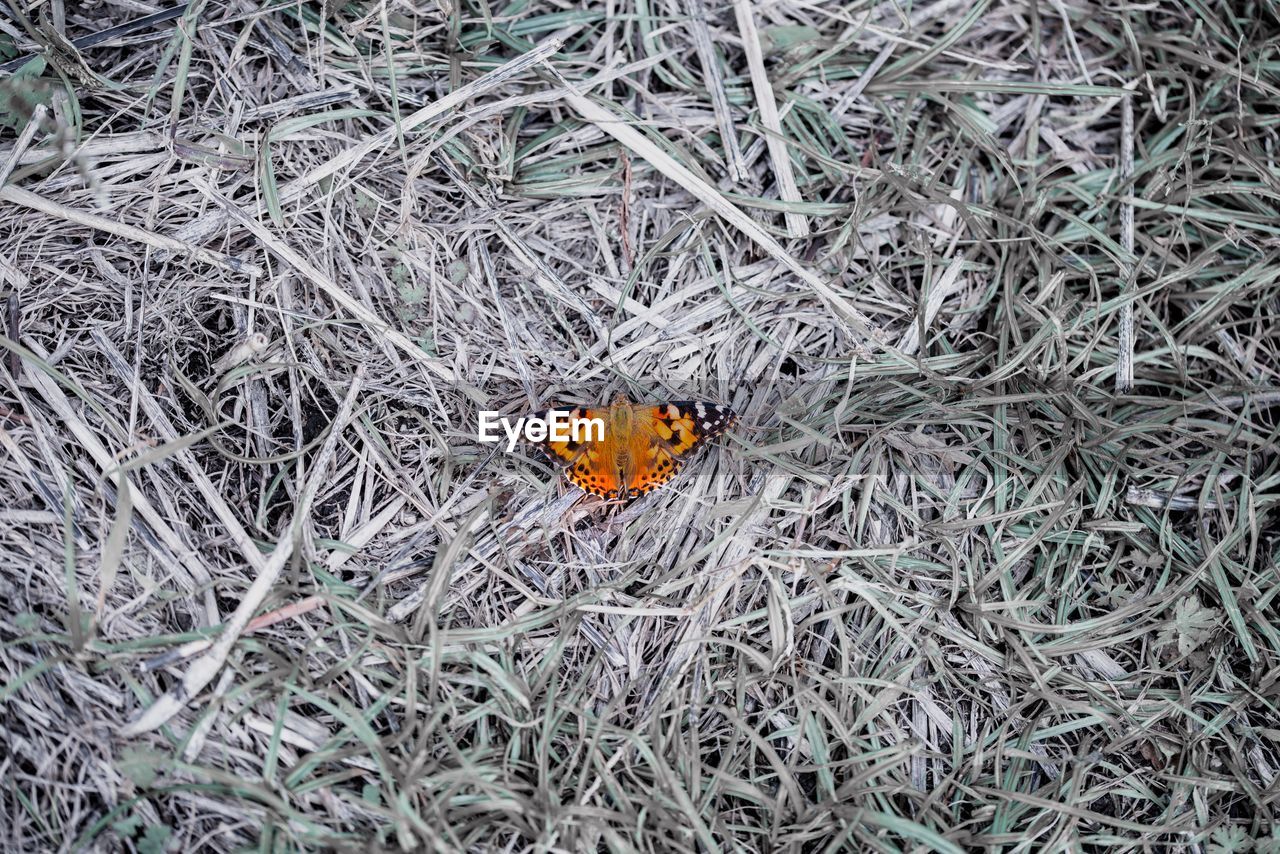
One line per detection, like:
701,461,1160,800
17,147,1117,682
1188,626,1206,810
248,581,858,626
567,452,623,497
527,407,623,498
626,449,684,496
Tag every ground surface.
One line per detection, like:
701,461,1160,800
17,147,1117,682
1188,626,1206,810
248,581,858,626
1,1,1279,851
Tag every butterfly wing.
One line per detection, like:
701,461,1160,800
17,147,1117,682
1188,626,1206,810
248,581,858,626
626,401,736,496
528,407,621,498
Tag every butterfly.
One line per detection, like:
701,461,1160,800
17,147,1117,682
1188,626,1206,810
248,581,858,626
530,394,736,500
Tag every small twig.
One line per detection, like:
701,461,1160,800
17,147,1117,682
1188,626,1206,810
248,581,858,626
139,595,327,673
121,365,368,736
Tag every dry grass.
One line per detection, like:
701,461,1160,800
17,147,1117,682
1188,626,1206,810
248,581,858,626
2,0,1279,850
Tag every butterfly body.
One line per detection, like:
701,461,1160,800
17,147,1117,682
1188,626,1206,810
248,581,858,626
532,394,735,500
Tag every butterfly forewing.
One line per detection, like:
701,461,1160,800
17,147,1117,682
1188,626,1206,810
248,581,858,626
652,401,736,443
625,401,737,497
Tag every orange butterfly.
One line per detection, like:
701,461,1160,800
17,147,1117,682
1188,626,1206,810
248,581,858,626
530,394,736,500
